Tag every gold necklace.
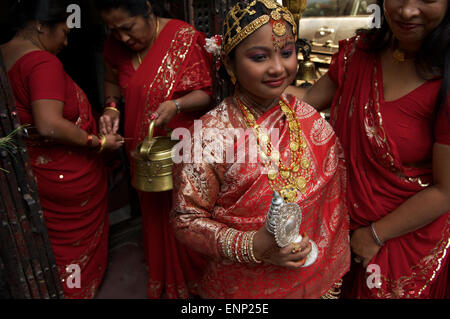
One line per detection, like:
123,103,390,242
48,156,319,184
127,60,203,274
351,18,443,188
137,17,160,65
235,94,311,203
391,38,415,63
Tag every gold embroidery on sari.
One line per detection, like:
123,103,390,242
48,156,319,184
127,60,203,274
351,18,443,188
374,214,450,298
138,27,196,143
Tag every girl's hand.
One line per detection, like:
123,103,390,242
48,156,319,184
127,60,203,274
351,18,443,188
351,226,382,268
99,109,120,135
253,226,312,269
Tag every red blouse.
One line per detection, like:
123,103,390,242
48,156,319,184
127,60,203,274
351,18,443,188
328,52,450,165
8,50,82,127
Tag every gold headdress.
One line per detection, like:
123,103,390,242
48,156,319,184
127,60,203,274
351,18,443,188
222,0,298,56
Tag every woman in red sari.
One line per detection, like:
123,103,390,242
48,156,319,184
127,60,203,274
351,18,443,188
1,0,124,298
95,0,212,298
301,0,450,298
171,0,350,299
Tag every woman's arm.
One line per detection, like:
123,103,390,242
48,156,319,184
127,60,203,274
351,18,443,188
351,143,450,266
32,99,123,150
152,90,211,127
300,73,337,111
375,143,450,240
99,60,122,135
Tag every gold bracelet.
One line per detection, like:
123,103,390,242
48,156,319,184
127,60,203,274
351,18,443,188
241,231,251,263
98,135,107,153
248,231,262,263
104,107,120,115
234,231,243,263
222,228,234,258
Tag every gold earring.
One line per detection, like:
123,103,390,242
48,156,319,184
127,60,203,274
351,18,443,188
229,71,236,85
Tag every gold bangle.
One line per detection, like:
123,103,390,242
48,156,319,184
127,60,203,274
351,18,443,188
104,106,120,115
98,135,107,153
248,231,262,263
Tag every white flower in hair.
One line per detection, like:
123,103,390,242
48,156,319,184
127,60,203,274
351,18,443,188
204,35,222,56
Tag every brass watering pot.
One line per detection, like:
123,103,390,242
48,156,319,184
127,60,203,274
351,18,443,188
131,120,179,192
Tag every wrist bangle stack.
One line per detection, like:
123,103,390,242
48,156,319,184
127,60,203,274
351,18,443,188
104,101,120,115
221,229,261,264
97,135,107,153
173,100,181,114
370,223,385,247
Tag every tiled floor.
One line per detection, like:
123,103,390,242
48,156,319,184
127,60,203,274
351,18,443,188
96,217,148,299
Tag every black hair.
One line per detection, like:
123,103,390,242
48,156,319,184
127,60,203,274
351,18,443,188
94,0,165,18
9,0,71,33
357,0,449,114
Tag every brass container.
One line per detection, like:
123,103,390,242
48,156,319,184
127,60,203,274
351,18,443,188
131,120,179,192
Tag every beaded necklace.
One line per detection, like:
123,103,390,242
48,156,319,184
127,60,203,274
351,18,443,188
235,94,311,203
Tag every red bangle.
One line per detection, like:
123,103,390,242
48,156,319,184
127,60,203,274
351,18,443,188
86,134,94,148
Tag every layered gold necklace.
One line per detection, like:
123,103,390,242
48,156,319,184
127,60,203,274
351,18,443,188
235,94,311,203
137,17,160,65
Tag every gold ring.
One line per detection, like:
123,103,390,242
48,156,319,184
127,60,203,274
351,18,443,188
291,243,300,254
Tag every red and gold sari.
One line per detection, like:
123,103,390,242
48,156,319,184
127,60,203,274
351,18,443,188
9,51,108,299
329,36,450,298
104,19,212,298
171,94,350,298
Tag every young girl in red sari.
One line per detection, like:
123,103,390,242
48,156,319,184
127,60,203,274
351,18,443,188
95,0,212,298
1,0,124,298
170,0,350,299
301,0,450,298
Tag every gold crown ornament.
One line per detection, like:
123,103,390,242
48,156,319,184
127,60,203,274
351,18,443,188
221,0,298,56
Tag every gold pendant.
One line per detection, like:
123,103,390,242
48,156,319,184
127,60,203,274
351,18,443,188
301,157,310,169
295,176,307,190
392,49,405,62
272,21,287,37
290,141,299,152
280,170,291,180
268,169,278,180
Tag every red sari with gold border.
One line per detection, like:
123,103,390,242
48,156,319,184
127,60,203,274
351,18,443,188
329,36,450,298
104,19,212,298
8,51,108,299
171,94,350,298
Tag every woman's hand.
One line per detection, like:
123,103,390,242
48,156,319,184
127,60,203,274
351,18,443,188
253,226,312,269
350,227,382,268
151,100,178,128
99,109,120,135
101,133,124,151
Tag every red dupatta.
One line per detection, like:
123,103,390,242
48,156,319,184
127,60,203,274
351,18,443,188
123,20,202,153
330,36,450,298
